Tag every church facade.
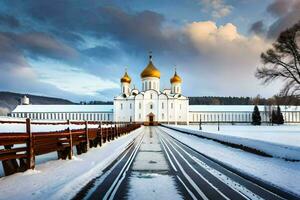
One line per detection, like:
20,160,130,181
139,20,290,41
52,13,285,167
113,54,189,125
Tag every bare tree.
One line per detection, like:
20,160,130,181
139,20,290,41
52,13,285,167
256,21,300,98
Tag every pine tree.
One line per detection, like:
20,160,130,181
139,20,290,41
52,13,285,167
276,105,284,124
271,109,277,124
252,105,261,125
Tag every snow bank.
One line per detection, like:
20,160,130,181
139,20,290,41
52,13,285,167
159,127,300,197
164,125,300,161
0,127,143,200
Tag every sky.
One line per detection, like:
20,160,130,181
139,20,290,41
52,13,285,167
0,0,299,102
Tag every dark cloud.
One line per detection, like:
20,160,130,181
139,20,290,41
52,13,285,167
249,20,266,35
16,32,78,60
0,14,20,28
266,0,300,38
266,0,292,17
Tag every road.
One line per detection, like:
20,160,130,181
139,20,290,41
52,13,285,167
73,126,292,200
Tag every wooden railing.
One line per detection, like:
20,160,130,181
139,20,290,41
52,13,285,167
0,119,141,176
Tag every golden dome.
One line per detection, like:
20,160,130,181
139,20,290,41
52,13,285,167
170,70,182,84
140,54,160,79
120,71,131,83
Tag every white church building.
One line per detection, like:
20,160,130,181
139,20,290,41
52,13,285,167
114,54,189,125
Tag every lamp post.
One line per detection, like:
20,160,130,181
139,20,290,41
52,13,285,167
218,115,220,131
199,116,202,131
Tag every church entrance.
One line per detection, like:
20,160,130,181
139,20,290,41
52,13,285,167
147,112,155,126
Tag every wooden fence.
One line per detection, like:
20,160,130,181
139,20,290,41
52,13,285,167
0,119,141,176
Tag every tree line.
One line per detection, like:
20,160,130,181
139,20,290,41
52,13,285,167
189,95,300,106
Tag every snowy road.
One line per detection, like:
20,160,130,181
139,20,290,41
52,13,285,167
73,126,291,200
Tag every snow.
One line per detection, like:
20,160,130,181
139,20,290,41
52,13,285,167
0,122,110,133
166,125,300,160
159,126,300,197
12,104,113,113
127,172,182,200
0,127,143,200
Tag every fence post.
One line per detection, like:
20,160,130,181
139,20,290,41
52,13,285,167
218,115,220,131
68,121,73,159
111,122,114,140
99,121,102,146
199,117,202,131
85,121,89,151
107,122,110,142
26,118,35,170
114,122,118,138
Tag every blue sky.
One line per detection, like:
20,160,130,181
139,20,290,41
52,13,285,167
0,0,299,102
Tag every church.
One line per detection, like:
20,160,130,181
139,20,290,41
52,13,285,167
114,54,189,125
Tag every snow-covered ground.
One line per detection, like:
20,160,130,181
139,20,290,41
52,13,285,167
0,123,104,133
176,124,300,147
0,127,143,200
166,124,300,160
159,126,300,197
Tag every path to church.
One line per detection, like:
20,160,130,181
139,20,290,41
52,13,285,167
73,126,286,200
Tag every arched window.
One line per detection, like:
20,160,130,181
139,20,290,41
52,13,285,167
149,81,152,89
150,94,153,99
150,104,153,109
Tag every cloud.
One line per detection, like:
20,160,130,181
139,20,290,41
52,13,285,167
16,32,78,60
31,60,119,96
185,21,268,59
201,0,233,19
266,0,300,38
183,21,275,96
249,20,266,35
0,14,20,28
266,0,293,17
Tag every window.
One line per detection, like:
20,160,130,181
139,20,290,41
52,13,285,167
149,81,152,89
123,86,125,93
162,102,164,109
162,113,164,120
150,94,153,99
150,104,153,109
130,103,132,109
139,102,141,109
171,103,173,109
139,114,141,119
121,103,123,110
154,82,156,90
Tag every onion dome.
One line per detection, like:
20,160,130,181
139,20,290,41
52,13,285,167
120,70,131,83
140,53,160,79
170,69,182,84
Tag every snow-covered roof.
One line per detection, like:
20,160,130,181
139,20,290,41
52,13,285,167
189,105,300,112
12,105,114,113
